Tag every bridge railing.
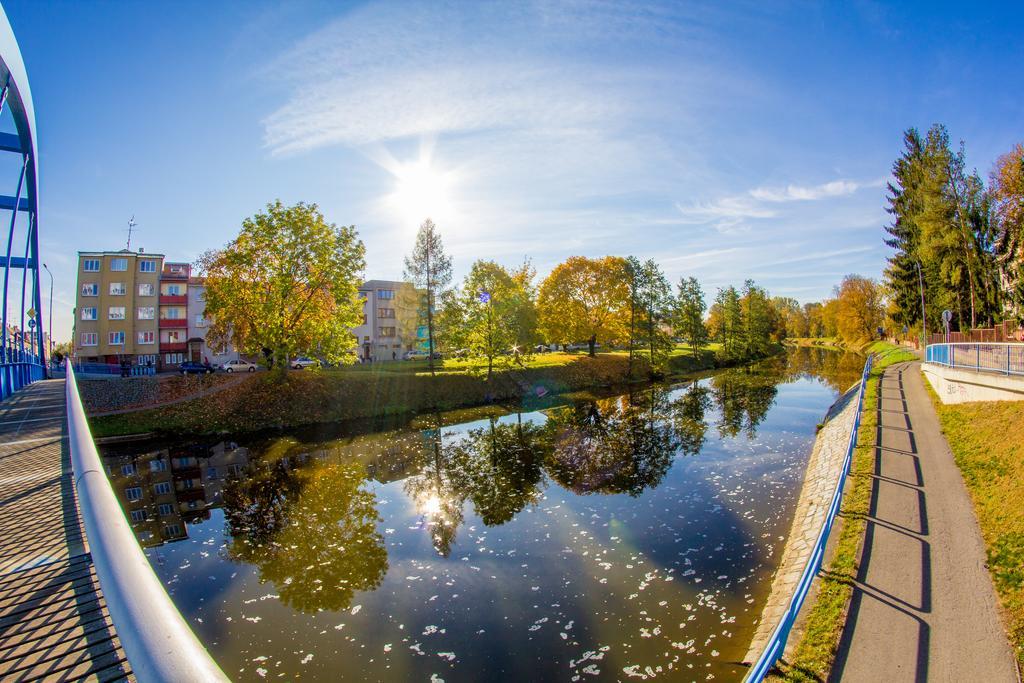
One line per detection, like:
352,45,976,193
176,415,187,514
743,353,874,682
65,365,229,682
1,346,45,399
925,342,1024,376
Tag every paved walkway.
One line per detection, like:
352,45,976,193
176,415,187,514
0,380,131,681
832,362,1018,682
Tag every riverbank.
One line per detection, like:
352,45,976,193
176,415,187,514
84,344,790,438
925,387,1024,668
772,341,919,681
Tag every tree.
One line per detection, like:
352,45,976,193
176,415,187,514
447,260,537,379
537,256,630,356
673,276,708,357
740,280,774,358
992,143,1024,320
404,219,453,376
833,274,885,344
199,200,365,369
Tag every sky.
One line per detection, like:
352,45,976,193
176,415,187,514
3,0,1023,343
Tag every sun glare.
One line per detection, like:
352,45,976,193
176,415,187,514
380,147,458,231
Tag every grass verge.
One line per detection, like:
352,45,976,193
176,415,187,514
773,341,918,681
923,384,1024,668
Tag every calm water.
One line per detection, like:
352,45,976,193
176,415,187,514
102,348,863,682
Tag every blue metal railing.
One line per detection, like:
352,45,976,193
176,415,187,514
925,342,1024,376
73,361,157,376
744,354,873,682
1,346,45,399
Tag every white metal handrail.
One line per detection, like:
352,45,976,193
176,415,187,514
66,365,229,682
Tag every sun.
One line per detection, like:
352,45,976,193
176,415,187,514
378,146,458,231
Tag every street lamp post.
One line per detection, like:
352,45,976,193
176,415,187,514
42,263,52,373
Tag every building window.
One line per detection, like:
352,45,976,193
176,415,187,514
81,332,98,346
138,283,155,296
137,306,155,320
109,306,126,320
138,331,155,345
81,283,98,296
379,326,397,338
110,258,128,271
109,331,125,345
129,509,147,523
120,463,135,476
377,289,395,300
158,503,174,517
378,308,395,318
82,258,100,272
153,481,172,495
150,459,167,472
139,260,157,272
125,487,142,502
110,282,126,296
81,307,97,321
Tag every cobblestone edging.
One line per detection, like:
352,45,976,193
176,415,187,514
742,383,861,664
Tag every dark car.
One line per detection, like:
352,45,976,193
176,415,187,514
180,361,214,375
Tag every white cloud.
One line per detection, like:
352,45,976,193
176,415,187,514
749,177,886,202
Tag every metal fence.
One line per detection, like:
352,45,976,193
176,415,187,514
925,343,1024,376
1,347,45,399
65,365,229,682
744,354,873,682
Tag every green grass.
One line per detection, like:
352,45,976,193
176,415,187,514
775,341,918,681
924,387,1024,668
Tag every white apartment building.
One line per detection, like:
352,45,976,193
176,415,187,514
352,280,426,361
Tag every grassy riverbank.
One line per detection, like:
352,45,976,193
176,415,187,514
925,392,1024,667
775,341,918,681
87,343,750,438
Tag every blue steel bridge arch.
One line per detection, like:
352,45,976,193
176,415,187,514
0,5,45,398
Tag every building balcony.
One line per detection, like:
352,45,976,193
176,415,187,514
160,342,187,353
159,318,187,329
159,294,187,305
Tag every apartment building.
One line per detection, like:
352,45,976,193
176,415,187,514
74,250,163,366
352,279,427,361
187,278,241,366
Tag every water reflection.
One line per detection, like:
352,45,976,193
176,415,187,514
101,348,864,680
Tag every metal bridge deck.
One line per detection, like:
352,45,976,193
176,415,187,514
0,380,131,682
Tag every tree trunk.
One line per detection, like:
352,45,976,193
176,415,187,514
588,334,596,357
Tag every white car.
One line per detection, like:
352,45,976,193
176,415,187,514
291,356,319,370
220,359,257,373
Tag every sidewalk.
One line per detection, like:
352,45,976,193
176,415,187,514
832,362,1017,681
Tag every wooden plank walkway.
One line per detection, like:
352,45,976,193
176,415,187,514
0,380,132,682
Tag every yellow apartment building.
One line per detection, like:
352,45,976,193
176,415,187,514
74,249,164,366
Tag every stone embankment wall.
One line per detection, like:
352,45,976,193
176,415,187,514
743,382,860,664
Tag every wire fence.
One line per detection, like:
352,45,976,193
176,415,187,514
743,354,873,682
925,343,1024,376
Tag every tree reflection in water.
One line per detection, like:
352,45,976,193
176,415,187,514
545,388,679,496
223,458,387,613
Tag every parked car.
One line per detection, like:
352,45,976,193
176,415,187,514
180,361,214,375
290,356,318,370
220,359,258,373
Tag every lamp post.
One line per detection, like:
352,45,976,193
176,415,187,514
916,262,927,349
42,263,52,372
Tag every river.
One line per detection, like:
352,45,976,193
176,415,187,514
100,347,864,682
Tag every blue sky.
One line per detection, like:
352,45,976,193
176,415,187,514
4,0,1023,342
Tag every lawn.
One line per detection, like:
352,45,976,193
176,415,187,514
925,392,1024,668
